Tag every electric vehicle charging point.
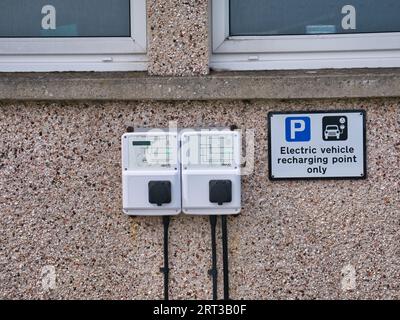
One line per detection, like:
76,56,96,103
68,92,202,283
122,129,180,300
180,128,242,300
121,128,241,300
180,130,242,216
121,130,181,216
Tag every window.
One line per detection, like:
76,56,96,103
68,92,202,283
0,0,147,71
212,0,400,70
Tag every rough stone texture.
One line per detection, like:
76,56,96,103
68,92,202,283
0,99,399,300
147,0,209,76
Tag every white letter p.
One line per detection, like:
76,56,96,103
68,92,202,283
290,120,306,140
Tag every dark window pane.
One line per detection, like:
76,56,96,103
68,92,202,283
230,0,400,36
0,0,130,37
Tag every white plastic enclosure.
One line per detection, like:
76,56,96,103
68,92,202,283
181,130,241,215
122,131,181,216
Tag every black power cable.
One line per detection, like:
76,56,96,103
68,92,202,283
209,215,218,300
221,215,230,300
160,216,170,300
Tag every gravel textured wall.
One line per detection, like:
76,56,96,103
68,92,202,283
147,0,209,76
1,99,399,299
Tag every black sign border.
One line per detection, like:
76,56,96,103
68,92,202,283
268,110,367,181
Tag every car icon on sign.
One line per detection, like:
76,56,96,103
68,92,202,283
324,125,341,140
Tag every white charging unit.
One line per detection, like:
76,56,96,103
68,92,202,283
122,131,181,216
181,130,241,215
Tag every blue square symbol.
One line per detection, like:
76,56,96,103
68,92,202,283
285,117,311,142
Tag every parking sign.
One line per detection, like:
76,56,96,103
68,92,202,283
285,117,311,142
268,110,366,180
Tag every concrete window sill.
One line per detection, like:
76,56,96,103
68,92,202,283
0,69,400,101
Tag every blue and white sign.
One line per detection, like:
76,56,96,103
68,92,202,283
285,117,311,142
268,111,366,180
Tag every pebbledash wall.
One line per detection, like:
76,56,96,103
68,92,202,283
0,1,399,300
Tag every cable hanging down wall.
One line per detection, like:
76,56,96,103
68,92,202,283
209,215,218,300
161,216,171,300
221,215,230,300
208,215,232,301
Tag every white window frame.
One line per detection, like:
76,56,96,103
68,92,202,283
0,0,147,72
211,0,400,70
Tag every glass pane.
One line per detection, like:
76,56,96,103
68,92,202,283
0,0,130,37
230,0,400,36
